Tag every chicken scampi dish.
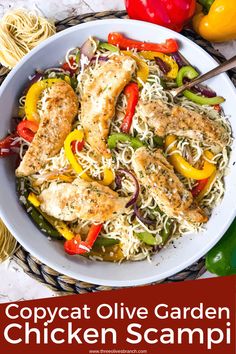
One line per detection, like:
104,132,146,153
1,33,232,262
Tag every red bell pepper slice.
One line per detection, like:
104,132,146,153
214,104,221,113
191,178,209,198
0,133,20,157
121,82,139,133
64,224,103,255
108,32,179,53
62,58,77,74
71,140,85,154
17,120,39,142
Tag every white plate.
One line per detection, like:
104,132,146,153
0,19,235,287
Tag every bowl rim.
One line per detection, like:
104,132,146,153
0,18,236,286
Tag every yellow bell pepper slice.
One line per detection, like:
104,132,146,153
64,130,114,186
64,75,71,85
165,135,216,180
52,220,75,241
28,192,41,207
195,171,217,202
122,51,149,84
103,167,115,186
64,130,92,182
25,78,63,122
140,51,179,79
47,174,75,183
28,192,75,240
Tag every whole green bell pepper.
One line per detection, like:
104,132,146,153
206,218,236,276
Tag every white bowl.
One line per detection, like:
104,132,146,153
0,19,236,287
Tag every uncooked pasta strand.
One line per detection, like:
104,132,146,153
0,8,56,68
0,219,18,263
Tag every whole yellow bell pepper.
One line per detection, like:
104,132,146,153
165,135,216,180
25,78,63,121
64,130,114,186
140,51,179,79
193,0,236,42
122,51,149,84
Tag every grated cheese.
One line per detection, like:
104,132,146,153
17,48,232,261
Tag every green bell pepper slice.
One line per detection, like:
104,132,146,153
16,178,62,239
176,66,225,106
99,42,119,52
135,231,159,246
160,219,173,245
206,218,236,276
94,237,120,247
75,50,80,64
153,135,164,147
108,133,145,150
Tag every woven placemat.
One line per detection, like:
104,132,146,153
1,10,235,294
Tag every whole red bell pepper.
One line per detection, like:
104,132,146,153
125,0,196,32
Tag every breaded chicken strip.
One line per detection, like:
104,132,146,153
132,147,208,224
138,100,228,147
81,55,136,157
16,81,78,177
38,179,129,223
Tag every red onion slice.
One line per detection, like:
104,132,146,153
155,57,171,75
115,173,122,190
80,37,99,66
183,77,217,98
192,84,217,98
171,52,217,97
134,204,156,225
91,55,109,63
24,71,43,94
171,52,189,68
29,71,43,83
117,169,140,208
